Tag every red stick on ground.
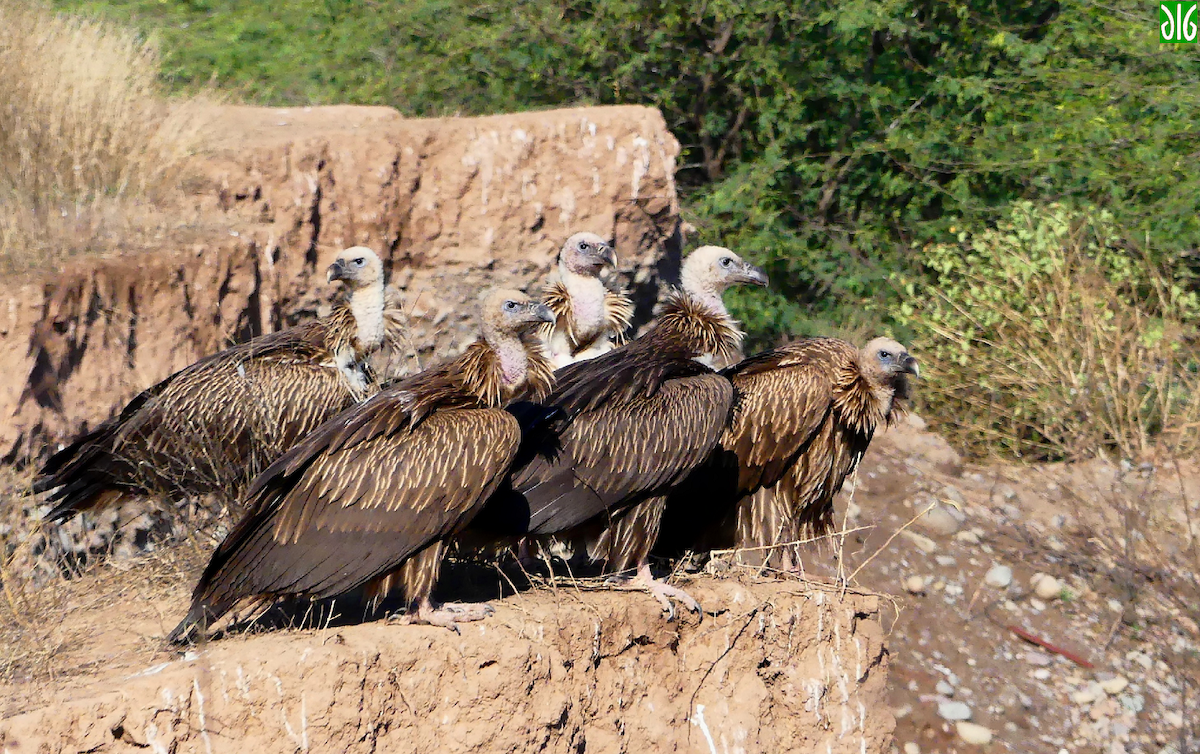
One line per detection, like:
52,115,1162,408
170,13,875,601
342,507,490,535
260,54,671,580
1008,624,1095,669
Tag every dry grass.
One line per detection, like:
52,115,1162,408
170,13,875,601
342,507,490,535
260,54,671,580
0,0,213,274
903,203,1200,462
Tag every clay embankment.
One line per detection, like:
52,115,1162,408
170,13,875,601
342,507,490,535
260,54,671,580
0,104,682,463
0,576,891,754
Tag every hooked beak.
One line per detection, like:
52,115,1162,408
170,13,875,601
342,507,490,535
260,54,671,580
901,354,920,378
532,302,556,324
326,259,349,283
737,261,770,288
598,244,617,268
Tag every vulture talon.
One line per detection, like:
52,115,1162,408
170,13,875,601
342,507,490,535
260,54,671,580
634,564,702,620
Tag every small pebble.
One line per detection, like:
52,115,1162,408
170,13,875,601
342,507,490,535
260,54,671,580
1033,574,1063,600
904,575,926,594
899,529,938,554
1024,651,1051,666
985,564,1013,588
935,555,956,567
904,743,920,754
916,502,965,536
938,701,972,721
956,722,993,745
1100,676,1129,695
1073,682,1104,705
936,680,955,696
954,530,980,545
1033,669,1051,680
1030,598,1047,611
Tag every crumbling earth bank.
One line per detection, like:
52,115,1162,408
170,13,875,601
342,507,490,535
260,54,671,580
0,104,682,463
0,580,893,753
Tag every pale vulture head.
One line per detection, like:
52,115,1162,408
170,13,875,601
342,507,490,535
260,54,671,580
860,337,919,399
680,245,769,298
480,288,556,341
327,247,384,289
559,232,617,276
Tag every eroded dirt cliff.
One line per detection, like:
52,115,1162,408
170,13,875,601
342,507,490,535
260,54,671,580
0,104,681,462
0,572,892,754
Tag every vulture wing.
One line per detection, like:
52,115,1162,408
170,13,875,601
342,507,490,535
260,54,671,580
721,343,843,494
514,371,734,535
37,321,351,521
172,390,519,639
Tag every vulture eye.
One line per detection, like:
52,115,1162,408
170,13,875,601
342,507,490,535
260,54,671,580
720,257,733,268
353,257,366,267
579,241,591,251
878,350,892,361
503,300,519,312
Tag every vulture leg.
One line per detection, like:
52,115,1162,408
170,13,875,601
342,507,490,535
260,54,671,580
593,498,702,619
386,542,495,632
631,561,701,619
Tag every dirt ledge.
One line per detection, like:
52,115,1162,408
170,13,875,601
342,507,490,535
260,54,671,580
0,577,892,753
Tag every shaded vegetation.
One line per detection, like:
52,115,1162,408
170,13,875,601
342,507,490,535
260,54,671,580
45,0,1200,458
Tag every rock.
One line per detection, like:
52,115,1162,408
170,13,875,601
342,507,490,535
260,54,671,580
904,743,920,754
899,530,939,554
1024,651,1051,666
1119,694,1145,713
915,501,965,536
937,701,972,721
904,575,926,594
935,555,957,567
1030,598,1047,611
1073,682,1105,705
956,722,994,745
1090,698,1118,722
1100,676,1129,695
985,565,1013,588
942,485,965,504
1034,575,1063,600
954,530,981,545
1033,669,1051,681
936,680,955,696
1164,711,1183,728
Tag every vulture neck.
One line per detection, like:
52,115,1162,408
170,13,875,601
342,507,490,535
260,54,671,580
837,364,904,435
559,265,608,342
348,282,386,353
657,290,744,368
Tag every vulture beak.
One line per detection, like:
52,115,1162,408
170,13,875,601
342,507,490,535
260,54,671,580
327,259,349,283
900,354,920,378
598,244,617,268
737,262,770,288
532,302,556,324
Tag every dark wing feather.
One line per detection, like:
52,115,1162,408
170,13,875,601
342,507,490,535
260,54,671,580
173,402,518,637
516,373,734,534
38,321,352,521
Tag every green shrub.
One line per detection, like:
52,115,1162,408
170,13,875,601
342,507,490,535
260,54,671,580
897,202,1200,461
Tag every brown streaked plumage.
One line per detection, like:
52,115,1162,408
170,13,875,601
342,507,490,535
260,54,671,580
35,247,391,523
656,337,918,571
539,232,633,368
167,289,554,643
483,245,768,616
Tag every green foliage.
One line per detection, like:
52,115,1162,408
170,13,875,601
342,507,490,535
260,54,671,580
896,202,1200,461
44,0,1200,456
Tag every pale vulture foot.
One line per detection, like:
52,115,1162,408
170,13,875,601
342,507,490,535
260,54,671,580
393,601,495,634
631,563,702,620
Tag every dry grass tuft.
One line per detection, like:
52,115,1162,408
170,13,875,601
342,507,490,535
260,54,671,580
899,202,1200,462
0,0,213,274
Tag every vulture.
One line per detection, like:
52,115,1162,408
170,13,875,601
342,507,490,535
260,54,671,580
656,337,919,571
540,232,633,368
167,289,555,643
35,247,390,523
485,246,768,616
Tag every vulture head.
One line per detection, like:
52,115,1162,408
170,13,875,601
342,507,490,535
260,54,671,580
327,247,384,289
680,246,769,313
481,288,556,341
861,337,919,399
559,232,617,275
